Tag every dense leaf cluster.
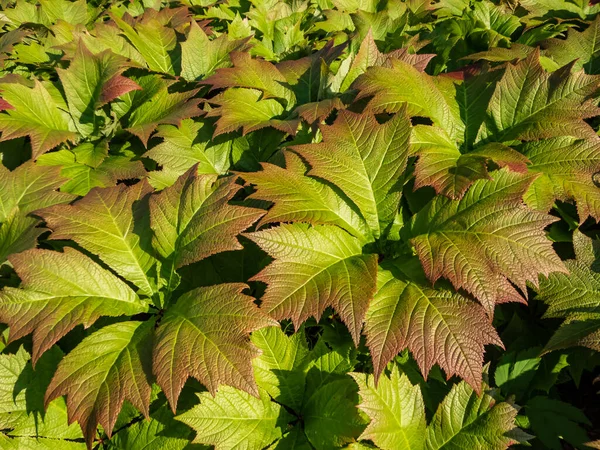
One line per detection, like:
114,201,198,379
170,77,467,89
0,0,600,448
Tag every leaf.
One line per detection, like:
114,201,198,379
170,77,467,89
494,348,541,401
107,404,192,450
251,326,310,411
477,50,600,143
350,366,426,450
302,378,366,449
205,88,299,136
536,231,600,352
242,150,370,239
521,136,600,222
291,110,412,237
0,80,77,158
365,260,502,390
112,13,178,74
247,223,378,344
57,41,140,136
202,51,295,105
176,386,290,450
45,320,154,445
123,77,201,146
181,20,250,81
353,60,463,141
426,378,520,450
544,16,600,74
0,248,148,363
153,283,276,411
149,167,264,268
37,182,158,297
407,169,566,314
145,119,231,189
526,396,591,450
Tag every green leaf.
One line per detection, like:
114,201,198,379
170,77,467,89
149,168,265,268
494,348,542,401
0,80,77,158
521,136,600,222
365,260,501,390
291,110,412,238
426,379,520,449
45,320,154,445
176,387,290,450
251,326,310,411
407,169,565,314
0,248,148,363
477,50,600,143
37,182,159,297
181,21,250,81
57,41,140,136
153,283,276,411
242,151,370,239
351,366,426,450
544,16,600,73
536,231,600,352
247,223,378,344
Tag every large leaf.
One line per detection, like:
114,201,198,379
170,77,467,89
0,248,148,363
365,260,502,390
45,320,154,445
247,223,378,344
242,151,370,239
57,41,140,136
176,386,289,450
544,16,600,74
37,182,158,297
0,80,76,158
291,109,412,237
153,283,276,411
149,167,265,268
407,170,566,314
350,366,426,450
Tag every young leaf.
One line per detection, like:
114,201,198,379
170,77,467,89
426,379,520,449
0,80,77,158
0,248,148,363
153,283,276,411
37,182,159,297
291,109,412,237
149,167,265,268
57,41,140,136
246,223,378,344
365,260,502,390
45,320,154,446
407,170,566,314
176,387,290,450
350,366,427,450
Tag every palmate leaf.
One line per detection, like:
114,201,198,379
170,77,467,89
149,166,265,269
37,182,159,297
407,169,566,314
242,151,370,239
153,283,276,411
350,366,426,450
365,259,502,390
0,80,77,158
477,50,600,143
291,109,412,238
0,248,148,363
176,386,289,450
45,320,154,446
57,41,141,136
520,136,600,222
544,16,600,74
536,231,600,352
0,162,74,262
425,378,520,450
246,223,378,344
